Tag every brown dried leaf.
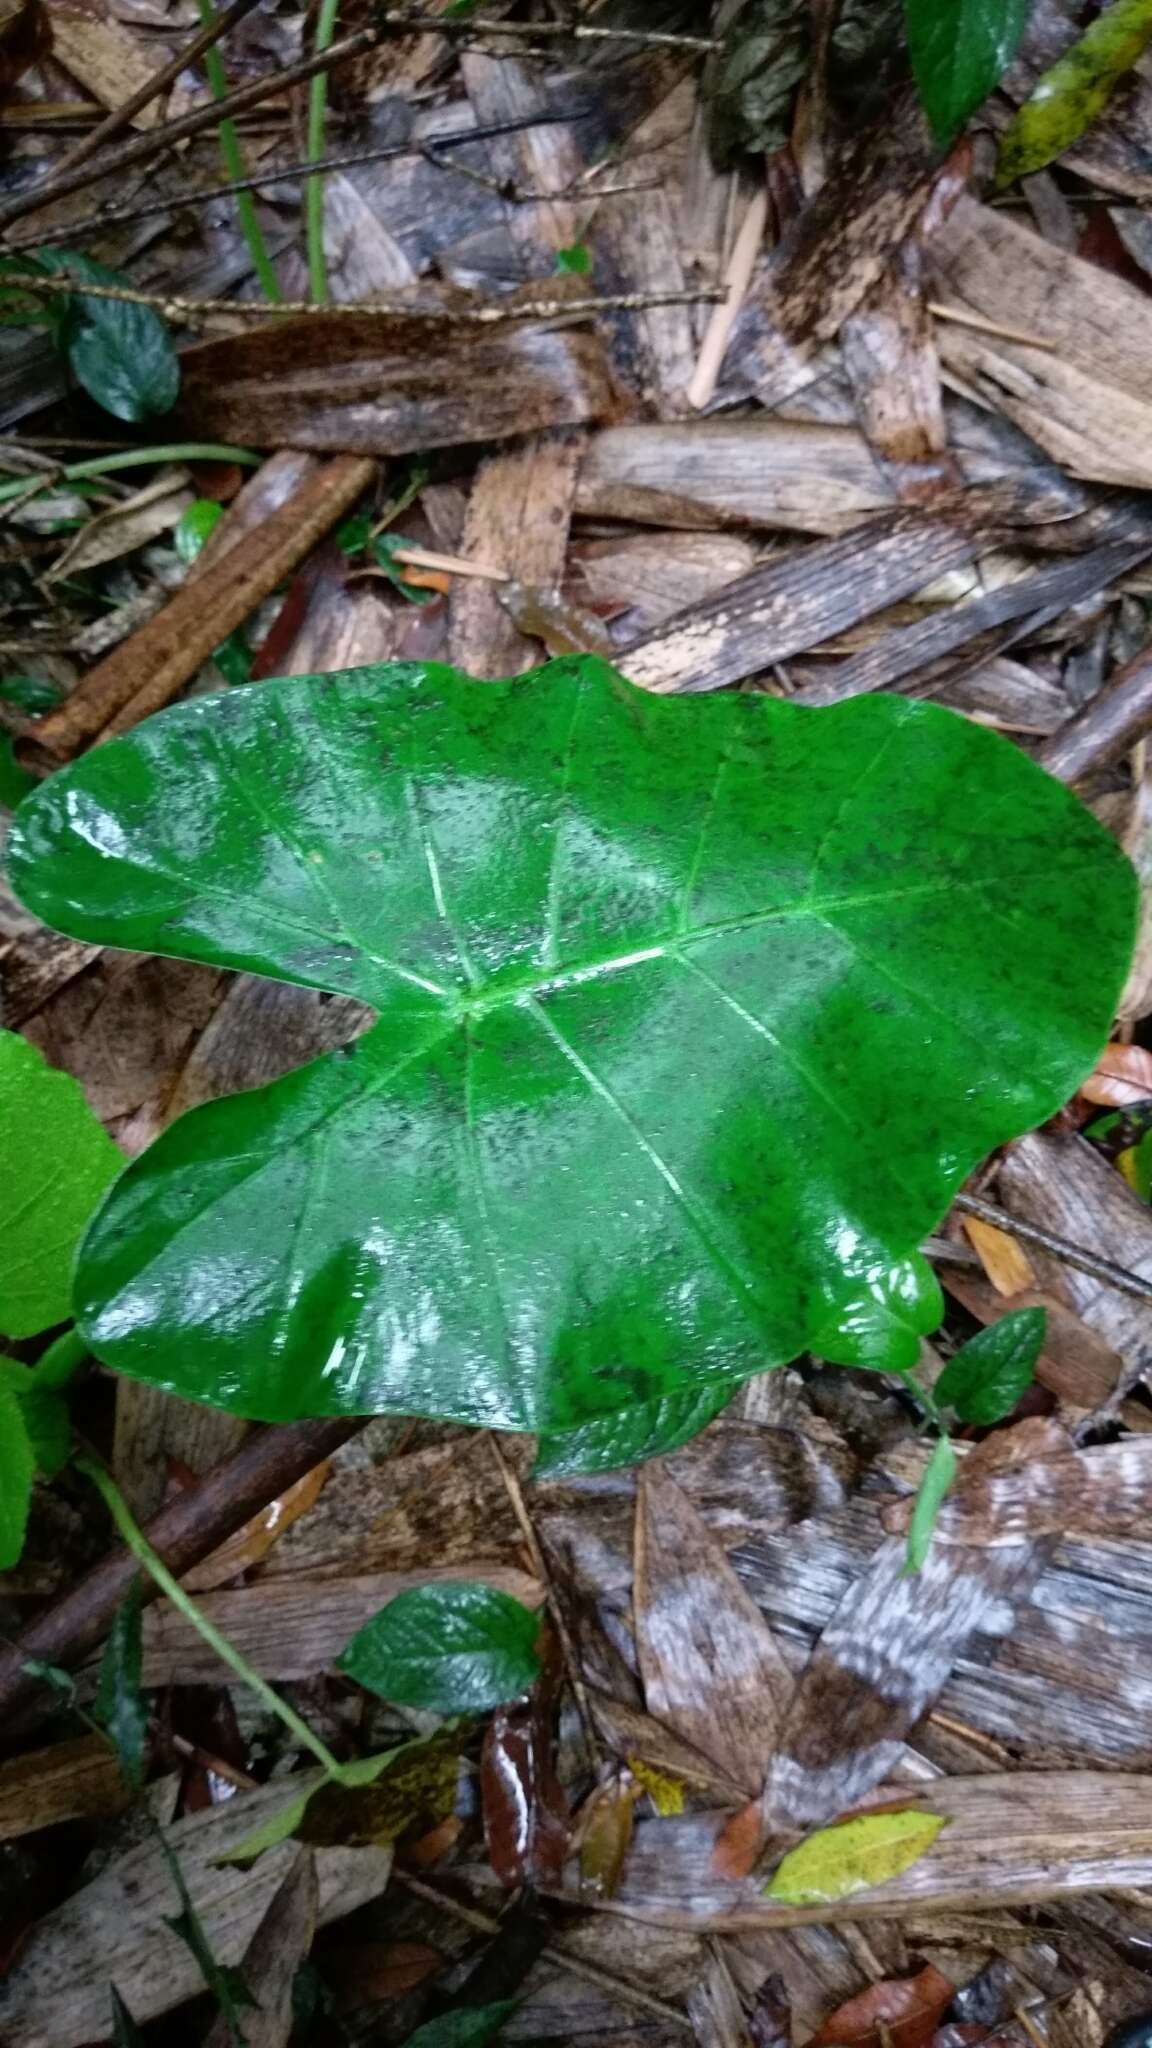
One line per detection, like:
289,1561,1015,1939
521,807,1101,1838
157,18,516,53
0,1734,130,1844
299,1733,459,1850
960,1213,1037,1297
577,1773,639,1900
884,1431,1152,1547
448,428,583,678
635,1461,793,1799
841,242,955,505
202,1848,318,2048
998,1129,1152,1367
178,310,616,457
576,420,891,536
809,1963,955,2048
183,1460,332,1592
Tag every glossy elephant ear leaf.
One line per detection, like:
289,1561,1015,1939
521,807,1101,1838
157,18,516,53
6,658,1136,1431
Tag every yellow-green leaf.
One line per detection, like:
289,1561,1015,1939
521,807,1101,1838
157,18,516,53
214,1730,460,1865
997,0,1152,189
627,1757,685,1816
764,1807,947,1905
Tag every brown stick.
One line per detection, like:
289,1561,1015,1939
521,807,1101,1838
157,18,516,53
0,1418,365,1727
0,23,382,233
29,454,375,760
51,0,265,180
0,9,714,235
1038,640,1152,785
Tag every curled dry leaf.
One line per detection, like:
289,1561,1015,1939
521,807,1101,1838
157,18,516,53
182,1459,332,1592
576,1772,640,1900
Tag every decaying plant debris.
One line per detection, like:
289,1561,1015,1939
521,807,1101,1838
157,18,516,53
10,1,1152,2044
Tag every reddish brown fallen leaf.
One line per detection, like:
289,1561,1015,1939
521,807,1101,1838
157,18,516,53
809,1964,956,2048
327,1939,444,2012
711,1799,766,1882
576,1772,639,1899
182,1460,332,1592
481,1628,569,1887
399,1815,462,1868
1079,1041,1152,1107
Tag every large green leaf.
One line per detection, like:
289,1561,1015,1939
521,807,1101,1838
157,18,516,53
0,1031,122,1340
904,0,1034,144
6,659,1134,1430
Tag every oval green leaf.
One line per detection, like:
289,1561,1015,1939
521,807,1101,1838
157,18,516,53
934,1305,1045,1424
338,1582,542,1712
6,660,1134,1429
904,1431,958,1573
764,1806,947,1904
904,0,1033,144
0,1031,122,1340
533,1380,740,1478
37,248,179,424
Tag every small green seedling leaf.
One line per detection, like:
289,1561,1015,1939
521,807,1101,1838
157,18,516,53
0,1356,72,1479
997,0,1152,188
0,1031,122,1339
94,1580,148,1790
811,1254,945,1372
904,0,1033,144
401,2002,517,2048
8,664,1135,1432
554,243,592,275
905,1433,958,1573
339,1583,542,1712
0,675,62,715
0,1374,35,1571
935,1306,1046,1424
174,498,225,564
764,1806,947,1905
36,248,179,424
534,1380,739,1478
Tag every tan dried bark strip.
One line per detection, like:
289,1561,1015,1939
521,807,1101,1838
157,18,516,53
31,454,375,760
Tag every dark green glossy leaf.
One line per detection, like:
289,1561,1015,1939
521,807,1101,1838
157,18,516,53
0,675,63,715
0,736,35,811
705,0,810,164
904,0,1033,143
533,1380,739,1477
7,661,1135,1429
402,2001,516,2048
0,1030,122,1339
935,1306,1045,1423
37,248,179,424
339,1583,542,1711
94,1579,148,1790
996,0,1152,187
905,1433,958,1572
0,1372,35,1570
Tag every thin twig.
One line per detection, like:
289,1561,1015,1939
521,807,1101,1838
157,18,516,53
487,1435,602,1779
0,1419,365,1724
51,0,264,179
373,13,718,49
0,110,594,251
0,267,722,328
1039,637,1152,784
926,301,1057,352
0,10,714,235
953,1191,1152,1306
395,1871,693,2029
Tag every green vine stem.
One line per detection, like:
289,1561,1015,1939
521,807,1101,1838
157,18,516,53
305,0,341,303
75,1451,347,1781
0,443,259,510
192,0,283,304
